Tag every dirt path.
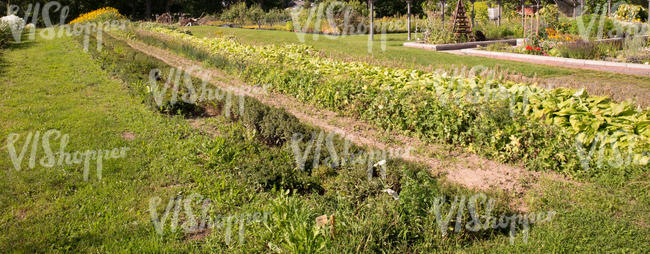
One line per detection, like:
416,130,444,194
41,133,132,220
111,33,573,211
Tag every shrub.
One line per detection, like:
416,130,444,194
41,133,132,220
221,2,289,28
474,1,489,23
220,2,248,24
567,14,616,39
480,18,522,40
423,17,457,44
241,98,307,146
539,4,560,29
0,22,9,47
291,0,367,34
557,40,619,59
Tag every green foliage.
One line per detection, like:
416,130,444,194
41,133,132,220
80,31,202,116
539,4,560,29
220,2,250,25
423,16,457,44
480,18,523,40
105,26,536,251
241,98,307,147
219,2,289,28
566,14,616,40
3,16,650,253
474,1,489,23
136,24,650,176
557,40,619,60
0,25,9,47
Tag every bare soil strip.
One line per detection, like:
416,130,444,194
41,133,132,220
111,33,573,211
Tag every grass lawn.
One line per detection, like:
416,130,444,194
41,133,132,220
187,26,650,91
0,31,648,252
0,33,221,251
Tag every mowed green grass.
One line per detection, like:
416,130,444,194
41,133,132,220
0,33,648,252
0,35,217,251
188,26,650,90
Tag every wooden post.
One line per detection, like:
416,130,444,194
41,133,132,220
608,0,611,16
369,0,374,41
529,16,531,38
536,0,539,35
497,0,501,26
407,0,412,40
522,0,525,38
441,0,446,25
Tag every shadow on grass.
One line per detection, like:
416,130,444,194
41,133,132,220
0,50,6,77
7,39,36,50
0,39,37,76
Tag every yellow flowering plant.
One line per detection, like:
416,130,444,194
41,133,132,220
614,4,648,23
69,7,126,24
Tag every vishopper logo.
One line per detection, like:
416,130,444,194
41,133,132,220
149,193,270,245
427,64,532,113
574,2,649,40
7,1,127,51
289,1,405,52
4,129,130,181
290,130,412,180
574,130,649,170
430,193,556,245
147,66,267,118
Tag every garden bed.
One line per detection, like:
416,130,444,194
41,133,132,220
479,35,650,64
403,38,523,51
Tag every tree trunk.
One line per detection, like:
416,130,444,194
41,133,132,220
441,0,445,25
607,0,611,16
521,0,525,36
145,0,152,20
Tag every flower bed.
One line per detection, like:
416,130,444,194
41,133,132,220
482,27,650,64
69,7,126,24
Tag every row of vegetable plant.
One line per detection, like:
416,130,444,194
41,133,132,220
121,23,648,176
78,29,522,252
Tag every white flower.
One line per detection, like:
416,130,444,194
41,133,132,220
0,15,25,32
24,23,35,30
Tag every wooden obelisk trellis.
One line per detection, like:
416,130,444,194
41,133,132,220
450,0,474,41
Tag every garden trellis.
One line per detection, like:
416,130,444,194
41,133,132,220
451,0,474,41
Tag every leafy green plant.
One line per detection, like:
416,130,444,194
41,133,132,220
557,40,619,60
132,23,650,176
480,18,523,40
539,4,560,29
